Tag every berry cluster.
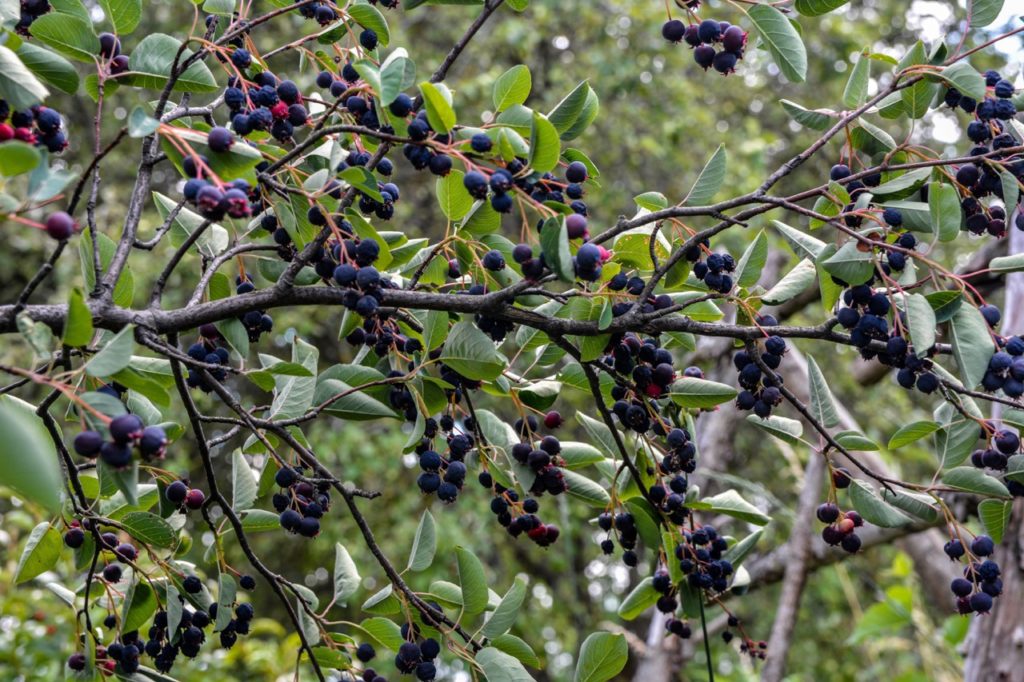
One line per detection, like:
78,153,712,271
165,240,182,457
224,72,309,143
944,70,1023,236
597,511,640,565
164,479,207,512
185,325,232,392
674,525,734,592
72,414,167,468
413,418,474,503
733,332,787,419
387,632,441,680
663,18,747,75
234,277,274,342
98,32,130,75
346,318,423,360
273,465,332,538
182,174,255,221
945,535,1002,614
0,101,69,153
691,248,736,294
608,334,680,408
982,334,1024,398
816,502,864,554
970,429,1019,474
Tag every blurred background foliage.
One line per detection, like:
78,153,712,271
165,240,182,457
0,0,1022,680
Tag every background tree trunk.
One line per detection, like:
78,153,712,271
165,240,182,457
964,223,1024,681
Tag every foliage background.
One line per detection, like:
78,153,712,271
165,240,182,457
0,0,1021,680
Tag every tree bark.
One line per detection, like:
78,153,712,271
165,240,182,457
964,221,1024,681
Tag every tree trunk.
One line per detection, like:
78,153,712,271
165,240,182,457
964,222,1024,681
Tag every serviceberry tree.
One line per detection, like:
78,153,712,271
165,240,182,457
0,0,1022,680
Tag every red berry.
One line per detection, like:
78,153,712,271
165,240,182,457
270,101,289,120
185,488,206,510
543,411,563,429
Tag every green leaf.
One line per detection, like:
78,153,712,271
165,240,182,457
267,337,318,420
668,377,737,408
780,99,835,130
905,293,937,355
490,634,540,668
748,4,807,83
124,34,218,93
85,325,135,377
455,546,488,615
941,467,1009,497
407,510,436,572
482,577,527,638
794,0,849,16
563,470,611,507
938,61,986,100
419,81,456,132
871,166,932,196
698,489,771,526
999,169,1019,218
214,573,237,631
734,229,768,288
63,287,93,347
347,3,390,47
925,290,961,322
988,253,1024,273
772,220,826,259
121,579,157,633
928,182,961,242
747,414,802,444
379,55,415,105
128,106,159,138
880,489,940,523
231,450,257,511
100,0,142,33
539,216,573,282
849,480,912,527
574,631,628,682
888,420,940,449
14,522,61,584
202,0,236,15
547,81,589,135
0,140,41,176
436,169,473,221
821,241,874,286
439,321,507,381
14,42,76,96
949,305,995,389
493,65,531,111
979,499,1012,543
333,543,361,604
78,228,135,307
969,0,1004,28
806,354,839,428
29,12,99,62
684,144,726,205
528,111,560,173
843,51,870,108
762,258,816,305
477,647,534,682
119,511,176,548
0,395,64,514
724,528,764,567
617,577,658,620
